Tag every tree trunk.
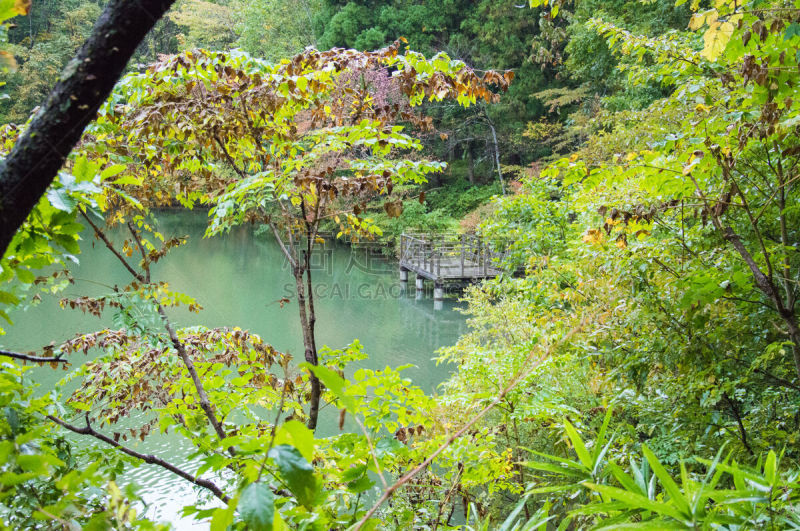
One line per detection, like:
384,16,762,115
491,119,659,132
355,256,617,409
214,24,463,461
0,0,178,259
293,268,320,431
487,120,505,195
467,145,475,185
721,225,800,380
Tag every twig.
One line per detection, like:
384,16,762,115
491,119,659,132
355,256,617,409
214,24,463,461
127,222,151,282
215,135,248,179
257,375,290,483
0,349,67,364
86,214,233,453
47,414,229,503
80,209,145,283
354,417,388,489
352,321,585,530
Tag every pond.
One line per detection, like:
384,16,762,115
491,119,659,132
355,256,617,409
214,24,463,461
2,210,468,527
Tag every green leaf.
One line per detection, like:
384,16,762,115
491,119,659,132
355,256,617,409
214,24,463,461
497,495,529,531
523,461,589,479
784,22,800,41
111,175,143,186
304,363,357,412
608,463,644,496
4,407,19,434
584,483,686,521
72,156,96,182
16,268,35,284
209,499,237,531
0,0,30,23
642,446,690,516
239,483,274,530
0,290,20,305
100,164,127,181
763,451,776,485
46,188,77,213
563,419,593,469
273,420,314,462
267,444,318,508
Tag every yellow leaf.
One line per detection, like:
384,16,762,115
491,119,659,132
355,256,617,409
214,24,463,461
582,228,603,245
688,12,707,30
702,21,734,61
625,152,637,161
695,103,711,113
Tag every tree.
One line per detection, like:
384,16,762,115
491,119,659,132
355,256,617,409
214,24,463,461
89,42,510,430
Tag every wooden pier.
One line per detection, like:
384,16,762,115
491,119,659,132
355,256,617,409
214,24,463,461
399,233,504,300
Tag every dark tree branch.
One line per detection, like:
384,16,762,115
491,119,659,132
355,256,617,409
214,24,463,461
47,414,229,503
87,215,234,454
214,135,247,179
127,221,151,282
722,392,755,456
0,0,179,258
0,349,67,364
124,221,233,451
80,209,145,283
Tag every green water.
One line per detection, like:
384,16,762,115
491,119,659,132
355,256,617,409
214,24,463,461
2,210,467,527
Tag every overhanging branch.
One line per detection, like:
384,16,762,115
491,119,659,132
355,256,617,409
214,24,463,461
0,349,67,364
47,414,230,503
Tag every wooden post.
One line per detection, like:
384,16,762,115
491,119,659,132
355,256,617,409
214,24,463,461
480,241,487,276
460,234,465,277
436,240,441,279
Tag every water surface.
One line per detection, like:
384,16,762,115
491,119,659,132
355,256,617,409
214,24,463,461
2,210,467,527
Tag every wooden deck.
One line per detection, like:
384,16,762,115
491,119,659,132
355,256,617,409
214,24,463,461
399,233,503,284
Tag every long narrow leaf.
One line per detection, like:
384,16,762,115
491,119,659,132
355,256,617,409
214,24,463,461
564,419,593,469
584,483,687,522
642,445,690,516
608,462,645,496
497,496,529,531
523,461,589,479
523,448,588,471
595,406,613,459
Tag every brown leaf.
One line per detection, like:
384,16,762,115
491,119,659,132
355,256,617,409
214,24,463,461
383,199,404,218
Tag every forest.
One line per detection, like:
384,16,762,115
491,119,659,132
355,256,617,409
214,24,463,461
0,0,799,528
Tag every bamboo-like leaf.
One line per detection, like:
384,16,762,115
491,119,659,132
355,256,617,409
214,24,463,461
523,461,588,479
642,445,690,516
608,462,645,496
584,482,686,522
523,448,588,471
563,419,593,469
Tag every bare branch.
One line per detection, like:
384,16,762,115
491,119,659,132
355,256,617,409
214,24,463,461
47,414,229,503
80,209,145,283
0,349,67,364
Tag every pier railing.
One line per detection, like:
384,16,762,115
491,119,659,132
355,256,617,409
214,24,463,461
399,232,503,281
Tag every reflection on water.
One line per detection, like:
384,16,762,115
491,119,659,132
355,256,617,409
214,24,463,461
2,210,467,527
